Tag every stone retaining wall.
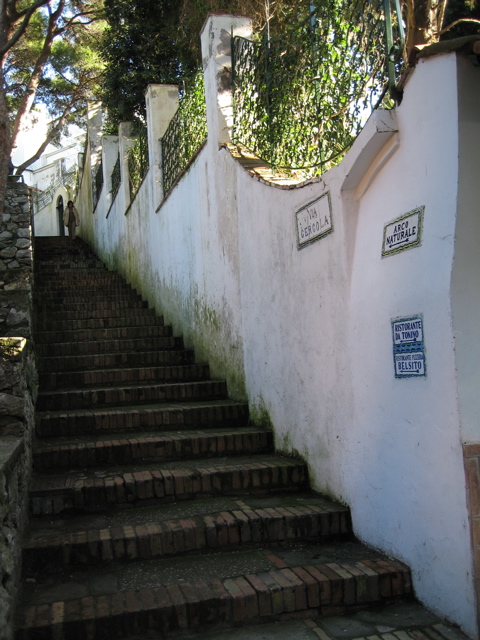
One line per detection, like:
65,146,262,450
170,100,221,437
0,182,36,640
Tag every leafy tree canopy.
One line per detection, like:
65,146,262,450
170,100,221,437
0,0,105,186
101,0,480,127
100,0,310,125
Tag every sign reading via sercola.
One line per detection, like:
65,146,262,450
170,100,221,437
382,206,424,257
391,315,426,378
296,192,333,249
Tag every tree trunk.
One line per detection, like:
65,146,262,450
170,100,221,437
0,67,12,217
405,0,448,55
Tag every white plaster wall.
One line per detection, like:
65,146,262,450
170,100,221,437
74,41,478,635
452,56,480,445
346,54,474,633
33,186,70,236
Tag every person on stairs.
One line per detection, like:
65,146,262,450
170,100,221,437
64,200,80,240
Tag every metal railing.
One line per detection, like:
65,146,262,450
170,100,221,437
161,70,208,197
232,0,405,178
110,153,121,202
34,169,76,212
127,125,149,201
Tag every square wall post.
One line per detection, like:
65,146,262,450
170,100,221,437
145,84,179,209
200,14,252,147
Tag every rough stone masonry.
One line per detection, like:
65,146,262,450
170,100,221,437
0,181,37,640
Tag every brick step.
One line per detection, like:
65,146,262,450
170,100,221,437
35,306,158,324
33,427,272,470
36,400,249,437
34,291,144,305
16,541,412,640
34,271,133,283
23,494,351,572
34,281,137,294
39,362,209,391
34,276,132,289
35,299,150,314
35,335,184,357
35,312,163,332
28,455,309,516
34,323,173,344
36,379,228,411
37,348,196,374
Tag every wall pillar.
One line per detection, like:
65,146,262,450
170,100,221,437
200,14,253,147
145,84,179,209
87,102,103,166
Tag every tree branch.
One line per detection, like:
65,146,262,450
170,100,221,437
438,17,480,37
1,0,52,60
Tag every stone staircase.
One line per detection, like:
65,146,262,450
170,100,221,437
16,237,413,639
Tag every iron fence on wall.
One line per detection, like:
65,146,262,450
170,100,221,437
161,71,208,197
93,159,104,211
127,126,149,201
232,0,404,178
110,153,121,202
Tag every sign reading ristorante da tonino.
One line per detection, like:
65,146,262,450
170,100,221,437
382,206,424,257
391,315,426,378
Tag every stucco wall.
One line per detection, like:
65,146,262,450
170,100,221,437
74,22,479,636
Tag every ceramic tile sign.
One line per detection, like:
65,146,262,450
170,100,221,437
382,206,424,257
296,192,333,249
392,315,426,378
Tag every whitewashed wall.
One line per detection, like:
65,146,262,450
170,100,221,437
33,185,71,237
75,16,480,636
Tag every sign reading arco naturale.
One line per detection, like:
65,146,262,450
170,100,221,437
382,206,424,257
296,193,333,249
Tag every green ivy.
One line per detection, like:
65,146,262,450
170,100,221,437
232,0,403,178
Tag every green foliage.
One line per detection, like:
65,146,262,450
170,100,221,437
99,0,321,123
100,0,199,122
2,0,105,167
233,0,389,176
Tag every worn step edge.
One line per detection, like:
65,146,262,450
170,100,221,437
35,314,163,332
33,428,274,470
35,401,249,437
36,349,197,374
39,363,210,391
36,380,229,412
34,326,173,344
28,459,309,516
23,505,351,572
15,559,412,640
35,336,184,357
